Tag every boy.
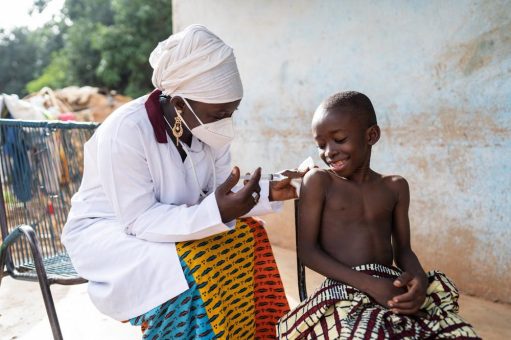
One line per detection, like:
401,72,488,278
277,92,480,339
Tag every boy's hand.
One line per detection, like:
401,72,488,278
388,272,428,315
269,168,310,201
367,277,407,309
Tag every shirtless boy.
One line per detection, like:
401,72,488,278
277,91,479,339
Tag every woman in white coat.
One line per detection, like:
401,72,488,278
62,25,303,339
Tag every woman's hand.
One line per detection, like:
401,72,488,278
387,272,428,315
215,166,261,223
269,168,310,201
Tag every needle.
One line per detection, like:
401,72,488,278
240,173,288,181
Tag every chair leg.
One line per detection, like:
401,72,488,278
0,227,20,288
297,260,307,302
17,225,64,340
294,200,308,302
0,244,7,287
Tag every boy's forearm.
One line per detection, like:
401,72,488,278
396,249,426,279
300,247,375,293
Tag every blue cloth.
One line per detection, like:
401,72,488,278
4,127,32,202
129,257,217,340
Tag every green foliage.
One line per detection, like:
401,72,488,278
62,20,105,87
26,51,69,93
63,0,114,25
1,0,172,98
0,28,38,96
0,9,66,96
33,0,52,12
92,0,173,97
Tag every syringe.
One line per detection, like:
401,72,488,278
240,173,288,181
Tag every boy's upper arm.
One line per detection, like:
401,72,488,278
297,169,329,251
390,176,412,251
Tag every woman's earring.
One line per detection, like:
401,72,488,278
172,111,183,146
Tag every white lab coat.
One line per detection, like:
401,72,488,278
62,94,281,321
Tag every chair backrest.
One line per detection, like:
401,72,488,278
0,119,98,271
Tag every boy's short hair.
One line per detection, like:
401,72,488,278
323,91,377,127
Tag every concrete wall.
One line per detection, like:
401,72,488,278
173,0,511,303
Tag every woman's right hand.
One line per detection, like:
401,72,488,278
366,276,407,311
215,166,261,223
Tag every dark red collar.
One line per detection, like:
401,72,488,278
145,89,167,143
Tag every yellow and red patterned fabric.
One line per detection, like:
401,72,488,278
130,218,289,339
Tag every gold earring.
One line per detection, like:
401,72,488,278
172,115,183,146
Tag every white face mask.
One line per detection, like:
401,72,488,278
176,98,235,149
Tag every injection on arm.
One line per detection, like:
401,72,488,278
239,157,316,183
240,173,288,181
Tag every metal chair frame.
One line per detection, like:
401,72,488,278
0,119,98,340
294,199,308,302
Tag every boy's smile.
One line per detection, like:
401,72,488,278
329,158,349,172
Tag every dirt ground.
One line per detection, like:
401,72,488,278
0,245,510,339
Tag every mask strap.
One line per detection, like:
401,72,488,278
178,141,216,199
181,97,205,126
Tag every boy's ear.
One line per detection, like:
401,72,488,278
367,124,380,145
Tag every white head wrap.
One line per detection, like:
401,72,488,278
149,24,243,104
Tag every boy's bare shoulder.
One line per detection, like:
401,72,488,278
381,174,409,194
302,168,331,188
304,167,331,180
381,174,408,183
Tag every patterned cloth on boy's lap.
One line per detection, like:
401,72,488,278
130,218,289,339
277,263,480,340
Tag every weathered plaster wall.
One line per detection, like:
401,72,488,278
173,0,511,302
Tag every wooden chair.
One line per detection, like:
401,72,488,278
0,119,98,340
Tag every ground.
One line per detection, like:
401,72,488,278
1,245,510,339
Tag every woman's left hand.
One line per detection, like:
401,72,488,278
269,168,310,201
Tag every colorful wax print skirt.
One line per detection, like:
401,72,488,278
130,217,289,339
277,263,480,340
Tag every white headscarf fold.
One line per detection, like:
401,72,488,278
149,24,243,104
